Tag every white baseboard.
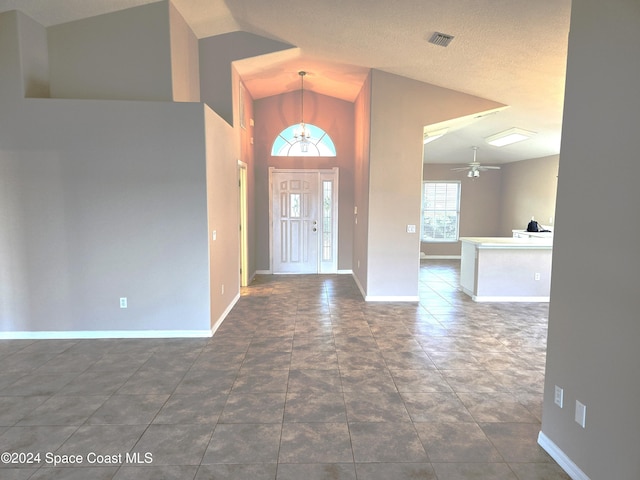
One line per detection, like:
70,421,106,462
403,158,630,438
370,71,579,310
211,292,240,336
365,295,420,302
257,269,353,275
0,329,213,340
472,295,550,302
0,293,243,341
351,272,419,302
352,272,367,300
422,255,461,260
537,431,591,480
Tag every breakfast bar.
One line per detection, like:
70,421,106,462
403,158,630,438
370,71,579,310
459,236,553,302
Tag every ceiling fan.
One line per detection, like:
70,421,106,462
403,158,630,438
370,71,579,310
451,146,500,178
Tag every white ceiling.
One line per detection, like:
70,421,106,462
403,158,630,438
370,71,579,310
0,0,572,165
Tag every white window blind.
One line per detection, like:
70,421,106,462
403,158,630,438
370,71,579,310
422,181,461,242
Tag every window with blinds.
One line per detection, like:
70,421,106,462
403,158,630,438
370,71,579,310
421,181,461,242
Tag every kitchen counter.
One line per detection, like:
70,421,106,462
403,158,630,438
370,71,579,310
462,236,553,248
512,229,553,239
459,237,553,302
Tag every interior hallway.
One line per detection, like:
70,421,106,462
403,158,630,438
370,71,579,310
0,260,570,479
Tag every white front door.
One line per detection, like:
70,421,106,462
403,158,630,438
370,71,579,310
270,168,338,274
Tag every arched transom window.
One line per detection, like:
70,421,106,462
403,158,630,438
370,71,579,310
271,124,337,157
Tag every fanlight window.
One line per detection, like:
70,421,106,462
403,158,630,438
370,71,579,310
271,124,336,157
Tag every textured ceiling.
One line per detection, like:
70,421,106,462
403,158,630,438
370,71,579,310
0,0,572,165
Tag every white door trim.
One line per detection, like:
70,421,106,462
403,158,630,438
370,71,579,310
269,167,339,274
238,160,249,287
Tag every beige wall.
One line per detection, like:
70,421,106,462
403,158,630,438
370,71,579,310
421,155,559,257
421,163,502,257
205,106,241,328
169,2,200,102
253,90,355,272
47,2,173,101
366,70,505,298
541,1,640,479
500,154,559,236
352,72,372,291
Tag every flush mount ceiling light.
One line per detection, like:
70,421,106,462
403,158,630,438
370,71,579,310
423,128,448,145
485,127,536,147
293,71,311,152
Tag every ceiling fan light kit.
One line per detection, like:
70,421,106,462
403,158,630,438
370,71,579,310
453,146,500,178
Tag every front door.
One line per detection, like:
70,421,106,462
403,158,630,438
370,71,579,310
270,168,338,274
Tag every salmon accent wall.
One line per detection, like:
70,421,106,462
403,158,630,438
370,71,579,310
253,90,355,271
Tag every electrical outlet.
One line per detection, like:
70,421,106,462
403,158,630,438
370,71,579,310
119,297,128,309
212,230,217,241
554,385,564,408
575,400,586,428
534,272,541,281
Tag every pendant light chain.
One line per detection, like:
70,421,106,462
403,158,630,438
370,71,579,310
300,71,305,127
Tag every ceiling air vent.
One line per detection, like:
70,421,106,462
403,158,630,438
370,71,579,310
428,32,454,47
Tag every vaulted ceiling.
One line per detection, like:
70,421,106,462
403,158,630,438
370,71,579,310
0,0,572,165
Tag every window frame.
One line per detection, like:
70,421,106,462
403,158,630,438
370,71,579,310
421,181,461,243
271,124,337,157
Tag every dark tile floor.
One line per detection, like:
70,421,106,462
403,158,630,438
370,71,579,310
0,260,571,479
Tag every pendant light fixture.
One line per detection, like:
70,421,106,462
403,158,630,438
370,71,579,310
293,71,311,152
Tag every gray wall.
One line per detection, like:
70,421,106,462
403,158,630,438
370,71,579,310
541,1,640,479
0,11,23,103
0,7,242,336
0,98,212,334
199,32,292,125
500,154,559,236
18,11,49,98
47,2,173,101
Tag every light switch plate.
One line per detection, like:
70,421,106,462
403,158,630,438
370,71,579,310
554,385,563,408
575,400,586,428
407,224,416,234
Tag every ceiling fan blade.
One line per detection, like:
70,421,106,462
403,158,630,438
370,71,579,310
451,167,469,171
478,166,501,170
